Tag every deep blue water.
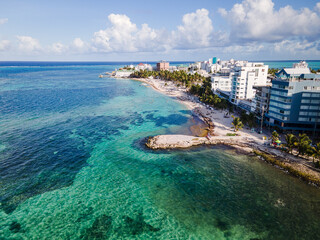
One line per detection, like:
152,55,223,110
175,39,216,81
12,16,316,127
0,62,320,239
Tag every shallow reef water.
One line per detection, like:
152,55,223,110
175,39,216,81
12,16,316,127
0,63,320,239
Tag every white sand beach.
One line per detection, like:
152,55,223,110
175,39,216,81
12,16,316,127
129,77,267,145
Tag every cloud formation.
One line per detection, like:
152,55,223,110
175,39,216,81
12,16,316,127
0,40,10,51
92,13,167,52
219,0,320,42
174,8,213,49
17,36,42,52
0,18,8,25
2,2,320,60
92,9,216,53
50,42,67,54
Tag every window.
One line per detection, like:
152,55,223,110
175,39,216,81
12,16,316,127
310,106,320,110
299,117,308,121
302,93,311,97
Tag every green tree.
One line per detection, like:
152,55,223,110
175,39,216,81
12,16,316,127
268,68,280,76
295,133,312,157
231,115,244,132
284,134,297,154
311,142,320,162
270,131,280,143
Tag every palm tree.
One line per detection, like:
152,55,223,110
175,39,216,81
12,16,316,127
311,142,320,162
295,133,312,156
231,115,244,132
270,131,280,143
285,134,297,154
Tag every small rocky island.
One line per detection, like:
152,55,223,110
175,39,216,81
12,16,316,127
146,134,253,153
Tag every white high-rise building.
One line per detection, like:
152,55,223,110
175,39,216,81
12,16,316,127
229,62,268,104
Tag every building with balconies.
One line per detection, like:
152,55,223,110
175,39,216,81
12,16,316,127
252,85,271,117
265,73,320,134
229,62,268,105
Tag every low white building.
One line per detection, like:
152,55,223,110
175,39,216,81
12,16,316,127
114,70,134,77
276,61,311,78
135,63,153,71
211,76,232,92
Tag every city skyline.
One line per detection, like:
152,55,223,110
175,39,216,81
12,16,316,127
1,0,320,61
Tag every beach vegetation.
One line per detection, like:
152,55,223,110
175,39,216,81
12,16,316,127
295,133,312,157
189,78,231,110
270,131,280,143
310,142,320,163
130,70,205,86
268,68,280,76
240,111,257,128
284,134,297,154
231,115,244,132
226,133,238,136
310,68,320,74
253,150,320,186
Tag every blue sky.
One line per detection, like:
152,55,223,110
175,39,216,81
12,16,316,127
0,0,320,61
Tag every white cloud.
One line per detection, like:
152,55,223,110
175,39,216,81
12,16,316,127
73,38,85,49
274,39,318,53
316,2,320,12
0,18,8,25
50,42,67,54
0,40,10,51
173,8,213,48
218,8,227,17
219,0,320,42
223,43,265,55
92,9,219,53
17,36,41,52
92,13,139,52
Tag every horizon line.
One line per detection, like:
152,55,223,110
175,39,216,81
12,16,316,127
1,59,320,63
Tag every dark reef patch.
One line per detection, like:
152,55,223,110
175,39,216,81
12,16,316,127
0,115,131,214
122,212,160,236
80,215,112,240
214,218,230,232
145,113,188,127
9,221,21,233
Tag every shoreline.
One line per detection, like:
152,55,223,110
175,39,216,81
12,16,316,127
113,75,320,187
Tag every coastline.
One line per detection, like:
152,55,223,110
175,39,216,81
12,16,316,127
113,76,320,187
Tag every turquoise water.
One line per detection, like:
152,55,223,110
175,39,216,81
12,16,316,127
0,62,320,239
262,60,320,69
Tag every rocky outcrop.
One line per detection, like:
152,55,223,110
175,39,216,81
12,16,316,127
146,135,208,149
145,135,253,154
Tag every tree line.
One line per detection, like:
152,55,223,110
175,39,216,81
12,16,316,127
130,69,205,87
271,131,320,168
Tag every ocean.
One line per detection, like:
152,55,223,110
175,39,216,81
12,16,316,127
261,60,320,69
0,61,320,239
